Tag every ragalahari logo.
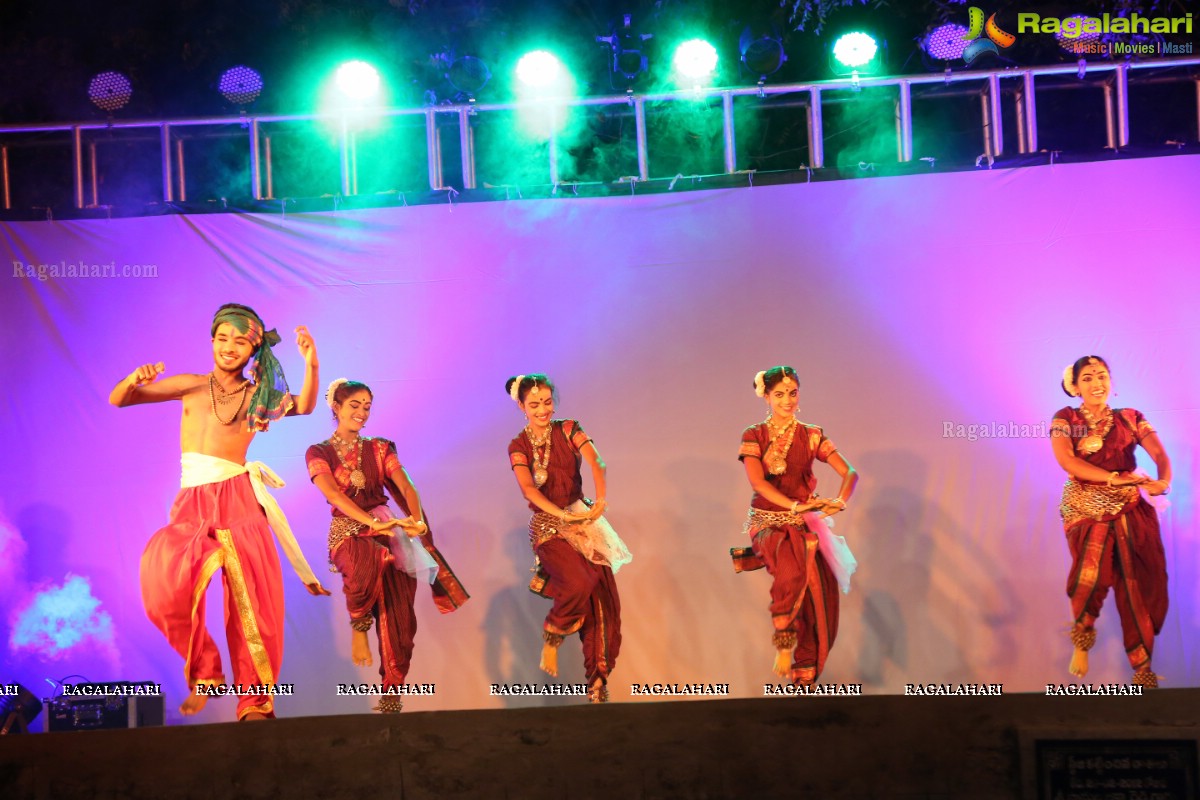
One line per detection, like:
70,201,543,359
961,7,1016,64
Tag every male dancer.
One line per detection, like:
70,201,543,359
110,303,330,720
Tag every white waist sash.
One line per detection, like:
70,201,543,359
181,452,320,587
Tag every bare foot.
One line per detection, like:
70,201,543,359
352,629,373,667
180,689,209,716
1069,647,1089,678
242,711,269,721
772,649,791,678
539,641,559,677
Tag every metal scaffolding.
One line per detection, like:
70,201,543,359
1,56,1198,210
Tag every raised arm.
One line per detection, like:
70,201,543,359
109,363,198,407
286,326,320,416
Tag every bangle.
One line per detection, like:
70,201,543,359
789,500,799,514
1106,472,1119,486
830,498,847,509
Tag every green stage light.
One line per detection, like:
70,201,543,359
516,50,566,89
832,32,879,72
335,60,381,101
673,39,718,80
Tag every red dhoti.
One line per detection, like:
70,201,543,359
329,506,423,690
753,522,840,685
536,536,622,683
142,454,320,719
1065,498,1168,672
141,471,285,719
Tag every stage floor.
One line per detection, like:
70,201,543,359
4,690,1199,799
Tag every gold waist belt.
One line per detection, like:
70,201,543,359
744,508,803,538
328,516,367,552
529,512,565,548
1059,479,1138,528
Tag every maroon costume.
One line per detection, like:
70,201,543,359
736,421,841,685
306,437,468,695
508,420,621,686
1054,407,1168,674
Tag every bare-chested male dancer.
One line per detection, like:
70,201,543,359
110,303,330,720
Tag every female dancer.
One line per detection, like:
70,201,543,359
1052,356,1171,686
505,374,631,702
736,366,858,686
306,379,468,711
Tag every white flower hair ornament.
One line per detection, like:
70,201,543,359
326,377,350,409
1062,365,1079,397
509,374,526,404
754,371,767,398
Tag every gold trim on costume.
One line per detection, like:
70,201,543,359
744,508,804,539
216,528,277,689
544,617,585,637
183,549,226,686
528,512,564,548
328,516,367,555
596,599,608,677
1059,478,1138,529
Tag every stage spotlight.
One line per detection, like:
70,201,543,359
88,71,133,113
448,56,490,99
1055,15,1103,56
1,683,42,735
516,50,566,89
218,65,264,107
832,32,880,73
597,14,653,88
740,24,787,81
335,61,381,101
922,22,971,62
673,39,718,82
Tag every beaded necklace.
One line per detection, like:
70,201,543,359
208,373,250,425
764,416,798,476
330,432,367,493
1077,405,1114,455
526,423,553,487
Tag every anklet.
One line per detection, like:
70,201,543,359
1069,625,1096,651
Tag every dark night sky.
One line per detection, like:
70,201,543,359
3,0,1194,122
0,0,986,121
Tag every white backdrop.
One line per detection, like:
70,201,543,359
2,154,1197,724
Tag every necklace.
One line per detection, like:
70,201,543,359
764,416,798,476
526,423,553,487
330,432,367,492
1077,405,1113,455
208,373,250,426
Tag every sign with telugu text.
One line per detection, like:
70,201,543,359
1035,739,1197,800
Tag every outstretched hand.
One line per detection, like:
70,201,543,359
305,581,332,596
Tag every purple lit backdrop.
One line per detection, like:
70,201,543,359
2,155,1197,726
